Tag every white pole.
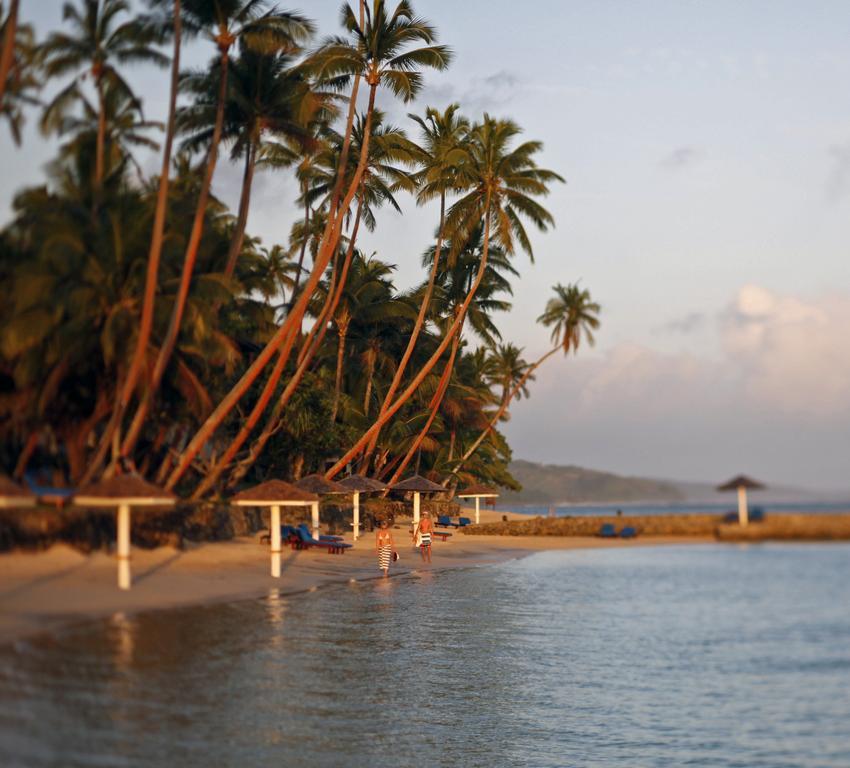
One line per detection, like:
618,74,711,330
352,492,360,541
413,491,420,526
270,504,281,578
737,486,749,526
311,501,320,539
117,503,131,590
475,496,481,525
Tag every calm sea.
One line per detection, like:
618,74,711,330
493,500,850,517
1,544,849,767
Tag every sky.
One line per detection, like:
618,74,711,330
3,0,850,490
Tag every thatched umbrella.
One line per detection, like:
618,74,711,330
391,475,445,526
456,483,499,525
0,475,36,508
232,480,319,578
295,474,347,538
337,474,387,540
74,474,175,590
717,475,765,526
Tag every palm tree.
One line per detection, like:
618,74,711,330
167,0,449,491
180,40,334,278
326,114,563,478
450,283,600,477
188,114,415,498
114,2,313,469
360,102,469,466
0,1,20,107
40,0,167,191
0,6,39,145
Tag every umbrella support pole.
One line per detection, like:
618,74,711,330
117,503,131,590
737,487,748,526
352,492,360,541
311,501,320,539
413,492,420,526
475,497,480,525
270,504,281,578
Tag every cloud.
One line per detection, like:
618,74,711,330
504,286,850,488
656,312,706,334
826,143,850,201
660,146,701,170
416,70,525,115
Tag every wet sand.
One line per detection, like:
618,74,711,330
0,505,711,645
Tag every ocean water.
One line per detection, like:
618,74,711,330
1,544,849,767
492,500,850,517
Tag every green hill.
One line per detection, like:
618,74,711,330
504,460,686,504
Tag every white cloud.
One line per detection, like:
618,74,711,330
505,286,850,488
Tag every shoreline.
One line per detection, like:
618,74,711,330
0,529,713,647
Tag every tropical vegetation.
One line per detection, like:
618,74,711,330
0,0,600,498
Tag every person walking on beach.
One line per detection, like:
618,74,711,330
413,511,433,563
375,520,395,578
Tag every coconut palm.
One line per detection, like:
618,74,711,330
179,40,334,278
360,102,469,467
0,8,39,145
327,114,562,479
189,114,416,498
40,0,167,190
112,3,314,473
450,283,600,477
166,0,450,491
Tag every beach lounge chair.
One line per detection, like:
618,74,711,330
457,517,472,527
294,527,351,554
620,526,637,539
436,515,454,528
432,530,453,542
297,523,344,542
598,523,617,538
750,507,766,523
24,471,75,507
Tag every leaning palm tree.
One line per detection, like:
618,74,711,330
189,114,415,498
326,114,563,479
0,1,20,107
360,102,469,467
0,7,39,145
112,2,314,470
166,0,450,492
40,0,167,190
450,283,600,477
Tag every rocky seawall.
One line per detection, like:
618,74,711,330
465,512,850,541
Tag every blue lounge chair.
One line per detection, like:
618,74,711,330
598,523,617,538
297,523,343,542
620,526,637,539
457,517,472,527
436,515,454,528
294,527,351,554
750,507,766,523
25,471,75,507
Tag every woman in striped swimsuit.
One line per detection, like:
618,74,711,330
375,520,395,577
414,511,433,563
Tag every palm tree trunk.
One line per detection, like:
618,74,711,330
194,195,364,497
120,41,229,461
94,75,106,186
450,346,558,477
361,191,446,467
325,189,494,480
289,193,310,309
363,355,375,414
0,0,19,107
170,81,379,492
386,332,459,486
223,139,257,278
116,0,182,459
330,320,348,423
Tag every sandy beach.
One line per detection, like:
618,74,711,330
0,505,711,646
